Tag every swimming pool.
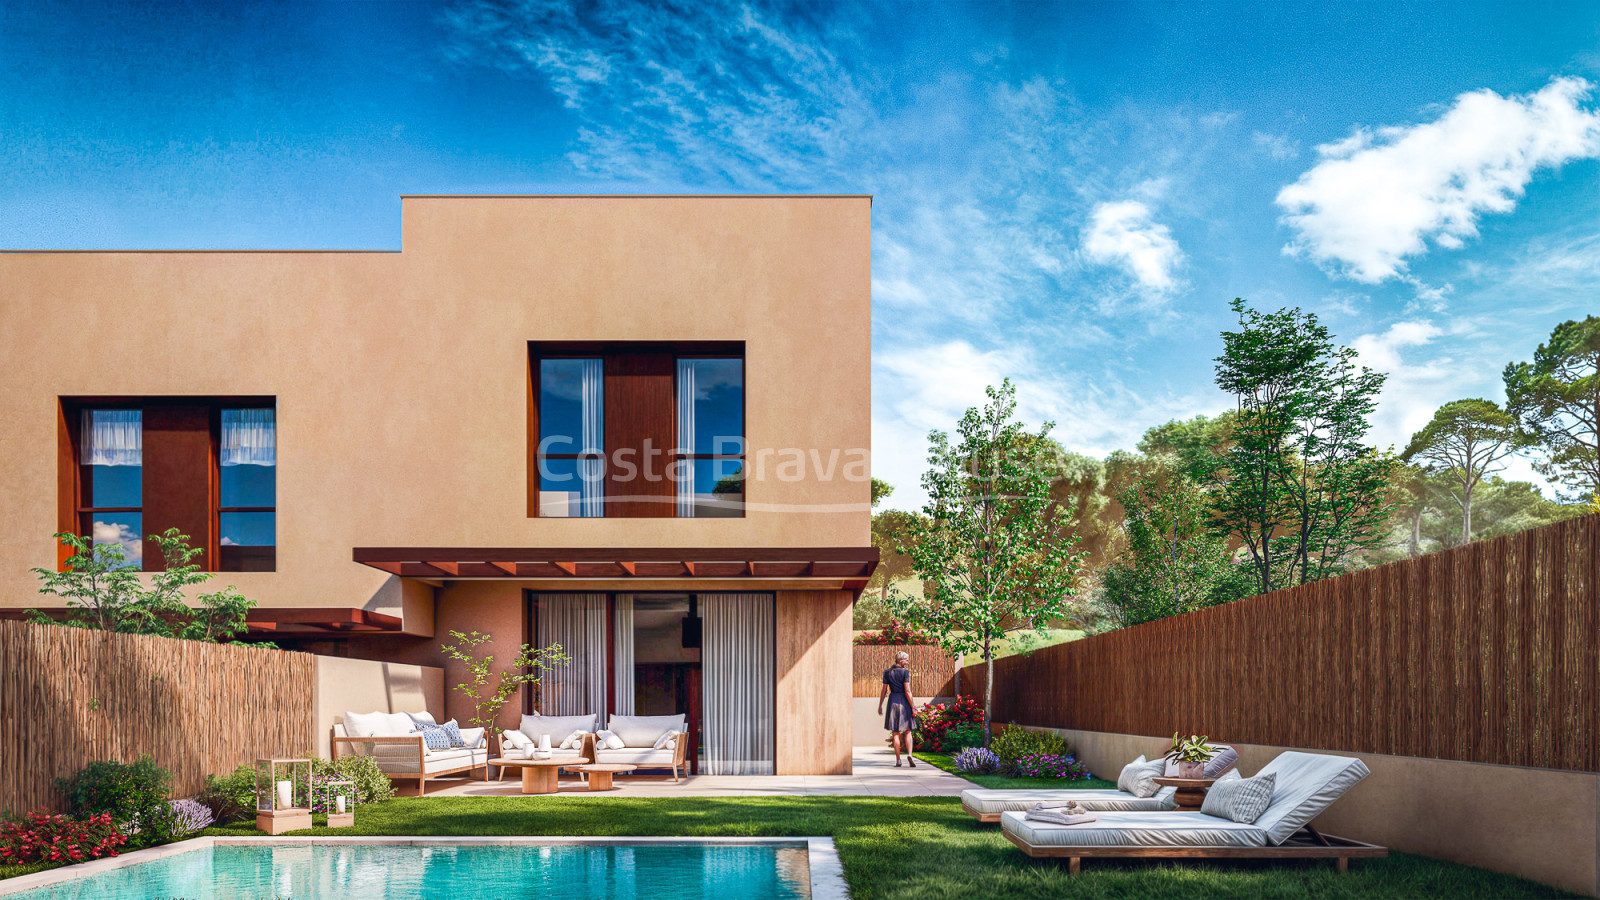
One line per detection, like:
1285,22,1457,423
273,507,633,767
0,837,843,899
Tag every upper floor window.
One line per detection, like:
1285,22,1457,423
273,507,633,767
61,398,276,572
79,409,144,567
675,358,744,518
219,408,276,571
529,343,744,519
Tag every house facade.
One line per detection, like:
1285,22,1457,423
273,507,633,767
0,195,876,776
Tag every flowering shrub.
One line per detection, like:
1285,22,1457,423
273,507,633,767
853,619,937,645
1010,753,1093,780
952,747,1001,775
0,811,126,866
915,694,986,752
166,799,214,836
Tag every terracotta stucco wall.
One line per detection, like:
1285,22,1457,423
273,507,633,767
0,196,873,631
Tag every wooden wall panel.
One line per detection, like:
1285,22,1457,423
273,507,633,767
142,405,214,569
775,589,853,775
604,352,675,517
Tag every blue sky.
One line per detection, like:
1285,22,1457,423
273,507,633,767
5,1,1599,508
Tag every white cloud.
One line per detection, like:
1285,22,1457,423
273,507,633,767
1350,319,1466,453
1278,77,1600,283
1081,200,1185,294
92,520,142,567
1252,131,1299,161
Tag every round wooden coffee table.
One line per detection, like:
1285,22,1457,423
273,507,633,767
490,757,589,795
571,764,637,791
1152,776,1217,811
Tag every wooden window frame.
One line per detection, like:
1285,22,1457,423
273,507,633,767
527,342,745,519
672,355,746,519
215,404,278,572
71,402,144,565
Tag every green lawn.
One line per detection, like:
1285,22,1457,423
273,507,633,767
159,795,1577,900
915,751,1118,790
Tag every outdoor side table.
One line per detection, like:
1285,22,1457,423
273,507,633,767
1152,776,1218,811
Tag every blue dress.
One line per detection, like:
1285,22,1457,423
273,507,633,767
883,667,916,731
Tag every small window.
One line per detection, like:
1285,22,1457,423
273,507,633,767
218,408,276,571
537,358,605,517
676,358,744,518
78,409,143,568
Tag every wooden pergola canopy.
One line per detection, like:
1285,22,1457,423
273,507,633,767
351,546,879,582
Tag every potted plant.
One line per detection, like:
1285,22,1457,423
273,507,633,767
1167,732,1215,779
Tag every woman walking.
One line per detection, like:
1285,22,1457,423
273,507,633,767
878,650,917,767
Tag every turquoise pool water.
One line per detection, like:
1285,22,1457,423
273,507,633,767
7,842,813,899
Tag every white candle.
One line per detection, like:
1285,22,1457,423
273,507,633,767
334,795,346,814
275,780,293,809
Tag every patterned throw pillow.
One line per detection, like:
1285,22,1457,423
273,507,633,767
1201,770,1276,824
417,725,453,752
1116,755,1165,798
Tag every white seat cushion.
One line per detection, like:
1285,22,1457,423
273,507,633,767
607,714,685,748
1001,810,1270,848
500,746,583,761
962,788,1177,814
1251,752,1370,845
594,747,677,766
371,748,488,775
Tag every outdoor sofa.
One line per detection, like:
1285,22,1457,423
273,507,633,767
331,711,488,796
963,742,1240,823
1000,750,1386,873
593,713,691,783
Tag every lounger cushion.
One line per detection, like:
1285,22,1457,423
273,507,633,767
519,713,597,742
1001,810,1269,848
594,747,677,766
1116,756,1165,798
373,748,489,775
1200,771,1275,824
608,714,687,748
963,788,1178,814
1251,751,1370,845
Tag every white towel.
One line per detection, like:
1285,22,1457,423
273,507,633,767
1024,807,1099,826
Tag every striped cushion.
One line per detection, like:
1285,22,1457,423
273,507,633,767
1201,771,1275,824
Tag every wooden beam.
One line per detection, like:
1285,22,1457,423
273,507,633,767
553,561,578,576
368,562,405,576
684,561,697,576
426,561,460,576
488,561,519,576
619,562,637,576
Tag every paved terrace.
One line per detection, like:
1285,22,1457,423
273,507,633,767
428,746,969,798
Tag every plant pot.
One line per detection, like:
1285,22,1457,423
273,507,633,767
1177,760,1206,779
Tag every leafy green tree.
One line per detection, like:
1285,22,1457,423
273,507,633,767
861,506,925,628
31,529,259,642
1403,399,1525,545
1212,298,1395,594
885,380,1083,746
870,477,894,507
439,630,569,759
1097,461,1251,627
1504,316,1600,501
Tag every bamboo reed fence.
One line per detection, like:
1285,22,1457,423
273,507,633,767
0,620,317,813
852,643,960,697
958,514,1600,772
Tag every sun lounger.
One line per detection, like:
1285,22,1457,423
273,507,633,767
962,787,1179,822
1000,751,1387,873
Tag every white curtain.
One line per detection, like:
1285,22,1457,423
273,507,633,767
80,409,141,466
701,593,774,775
676,359,696,517
613,595,635,716
536,593,608,717
220,408,276,467
579,359,605,517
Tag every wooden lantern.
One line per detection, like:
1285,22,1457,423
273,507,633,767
255,758,313,835
323,777,356,828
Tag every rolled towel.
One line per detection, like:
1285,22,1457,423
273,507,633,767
1034,799,1082,810
1024,807,1099,826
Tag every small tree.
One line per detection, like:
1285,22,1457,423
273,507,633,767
439,630,568,756
1504,315,1600,501
885,380,1083,747
30,529,259,642
1403,398,1525,545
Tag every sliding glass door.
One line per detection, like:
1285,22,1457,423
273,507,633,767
527,591,774,776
